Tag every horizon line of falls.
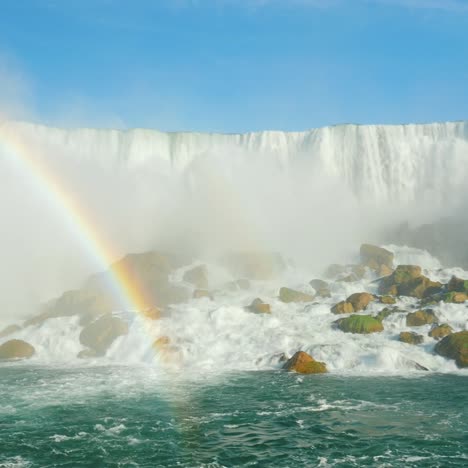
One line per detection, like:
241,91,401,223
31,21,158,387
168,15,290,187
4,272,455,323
1,119,468,372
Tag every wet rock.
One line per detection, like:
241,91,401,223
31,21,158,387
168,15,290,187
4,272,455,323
183,265,209,289
428,324,453,340
360,244,394,271
442,291,468,303
0,339,35,360
406,309,437,327
447,276,468,293
375,307,400,322
279,287,314,303
346,292,374,312
309,279,328,291
79,315,129,356
335,315,384,334
380,295,396,305
331,301,354,314
435,331,468,368
399,331,424,345
0,324,21,339
378,264,394,277
193,289,213,300
222,251,286,280
282,351,327,374
247,298,271,314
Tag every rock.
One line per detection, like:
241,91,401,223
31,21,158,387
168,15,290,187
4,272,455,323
380,295,396,305
399,331,424,345
443,292,468,303
335,315,384,334
279,287,314,303
375,307,400,322
247,298,271,314
282,351,327,374
141,307,161,320
429,324,453,340
447,276,468,293
360,244,394,271
79,315,128,356
351,265,367,279
183,265,209,289
324,264,347,279
406,309,437,327
346,292,374,312
0,324,21,339
315,287,331,298
435,331,468,368
379,265,442,299
222,251,286,280
331,301,354,314
193,289,212,300
309,279,328,290
0,339,35,360
378,264,394,277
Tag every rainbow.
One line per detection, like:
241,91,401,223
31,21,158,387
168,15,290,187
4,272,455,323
0,123,154,314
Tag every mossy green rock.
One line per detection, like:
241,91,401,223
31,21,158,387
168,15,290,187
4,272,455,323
435,331,468,368
429,324,453,340
406,309,437,327
399,331,424,345
393,265,422,284
279,287,314,303
335,315,384,334
375,307,400,322
0,339,35,360
79,315,129,356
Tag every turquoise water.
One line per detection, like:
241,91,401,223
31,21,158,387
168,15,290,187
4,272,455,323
0,366,467,467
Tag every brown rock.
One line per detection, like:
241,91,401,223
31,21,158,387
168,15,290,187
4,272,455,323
0,339,35,360
378,264,393,277
380,295,396,305
282,351,327,374
399,331,424,345
360,244,394,271
447,276,468,293
346,292,374,312
428,324,453,340
406,310,437,327
331,301,354,314
247,298,271,314
435,331,468,368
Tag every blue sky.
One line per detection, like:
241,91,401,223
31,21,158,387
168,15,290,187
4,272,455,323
0,0,467,132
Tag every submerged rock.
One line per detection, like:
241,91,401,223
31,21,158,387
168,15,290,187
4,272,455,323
279,287,314,303
247,298,271,314
435,331,468,368
399,331,424,345
406,310,437,327
0,339,35,360
282,351,327,374
429,324,453,340
79,315,128,356
360,244,394,272
183,265,209,289
335,315,384,334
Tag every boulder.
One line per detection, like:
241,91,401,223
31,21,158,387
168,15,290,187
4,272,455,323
435,331,468,368
379,265,442,299
193,289,212,300
222,251,286,280
399,331,424,345
346,292,374,312
360,244,394,271
309,279,328,290
429,324,453,340
331,301,354,314
447,276,468,293
282,351,327,374
0,324,21,339
279,287,314,303
443,291,468,304
247,298,271,314
79,315,128,356
378,264,394,277
183,265,209,289
0,339,35,360
406,309,437,327
380,295,396,305
335,315,384,334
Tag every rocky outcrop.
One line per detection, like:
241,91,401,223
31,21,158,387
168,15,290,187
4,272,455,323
406,310,437,327
435,331,468,368
360,244,394,272
279,287,314,303
0,339,35,359
399,331,424,345
378,265,442,299
282,351,327,374
429,324,453,340
79,315,128,357
183,265,209,289
335,315,384,334
309,279,331,297
222,251,286,280
247,298,271,314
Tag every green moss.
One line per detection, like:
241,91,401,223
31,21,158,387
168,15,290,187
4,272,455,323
336,315,384,334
